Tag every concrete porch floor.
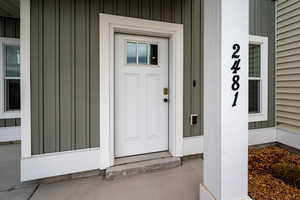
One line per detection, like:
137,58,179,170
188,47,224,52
0,144,203,200
0,144,37,200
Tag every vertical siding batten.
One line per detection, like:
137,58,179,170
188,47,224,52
43,0,57,153
55,0,61,152
191,0,201,136
182,0,192,137
60,0,73,151
89,0,100,147
38,0,45,154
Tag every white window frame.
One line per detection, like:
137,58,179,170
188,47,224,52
249,35,268,122
0,37,21,119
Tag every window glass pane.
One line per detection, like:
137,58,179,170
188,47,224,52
150,44,158,65
249,80,260,113
127,42,137,64
138,43,148,64
5,79,20,111
5,45,20,77
249,44,261,77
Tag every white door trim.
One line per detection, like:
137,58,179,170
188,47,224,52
20,0,31,158
99,14,184,169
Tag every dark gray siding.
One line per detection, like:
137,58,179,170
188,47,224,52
30,0,203,154
249,0,276,129
0,16,20,128
30,0,275,155
0,16,20,38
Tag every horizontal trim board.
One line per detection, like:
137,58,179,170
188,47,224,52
183,136,203,156
277,128,300,150
0,127,20,142
21,148,100,181
22,126,300,181
248,127,277,146
183,128,278,156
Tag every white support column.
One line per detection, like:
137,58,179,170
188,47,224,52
201,0,249,200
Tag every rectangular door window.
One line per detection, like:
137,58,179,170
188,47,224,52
138,43,148,64
127,42,137,64
126,41,158,66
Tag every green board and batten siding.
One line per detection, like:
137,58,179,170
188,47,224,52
249,0,276,129
30,0,203,154
0,16,20,128
30,0,275,155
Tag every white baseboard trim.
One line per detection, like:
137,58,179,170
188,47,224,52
183,136,203,156
20,127,299,181
0,127,20,142
277,128,300,150
183,128,278,156
21,148,100,181
248,127,276,146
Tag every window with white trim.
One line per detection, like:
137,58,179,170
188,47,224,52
0,38,20,119
249,35,268,122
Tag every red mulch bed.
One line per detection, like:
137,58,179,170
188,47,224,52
249,146,300,200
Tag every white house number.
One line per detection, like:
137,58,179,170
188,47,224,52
231,43,241,107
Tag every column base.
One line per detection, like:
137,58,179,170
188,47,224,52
199,184,253,200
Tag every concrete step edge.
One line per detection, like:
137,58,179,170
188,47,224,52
105,157,181,179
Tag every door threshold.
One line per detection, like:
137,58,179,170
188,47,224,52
106,152,180,179
114,151,171,166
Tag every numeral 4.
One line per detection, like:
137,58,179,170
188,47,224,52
231,59,241,74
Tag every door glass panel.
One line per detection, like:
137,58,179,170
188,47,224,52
138,43,148,64
127,42,137,64
249,44,261,78
150,44,158,65
5,45,20,77
249,80,260,114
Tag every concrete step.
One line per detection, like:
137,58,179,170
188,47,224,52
114,151,171,166
105,157,181,179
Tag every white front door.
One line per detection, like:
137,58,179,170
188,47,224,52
115,34,169,157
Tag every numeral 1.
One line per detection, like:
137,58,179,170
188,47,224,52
232,92,239,107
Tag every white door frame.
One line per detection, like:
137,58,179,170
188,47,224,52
99,14,184,169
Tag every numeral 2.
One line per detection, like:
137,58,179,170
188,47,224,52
232,44,240,59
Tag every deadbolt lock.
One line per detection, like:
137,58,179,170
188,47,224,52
163,88,169,95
